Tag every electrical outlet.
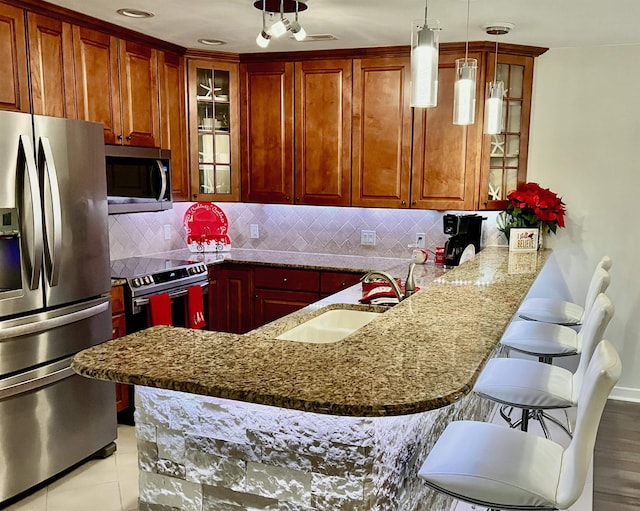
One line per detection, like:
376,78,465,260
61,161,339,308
163,224,171,240
361,230,376,246
415,233,426,249
250,224,259,239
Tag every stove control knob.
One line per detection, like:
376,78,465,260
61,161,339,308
132,278,141,288
144,276,153,284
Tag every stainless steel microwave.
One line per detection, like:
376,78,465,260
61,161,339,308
105,146,172,214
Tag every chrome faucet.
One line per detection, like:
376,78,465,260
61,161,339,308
362,262,417,301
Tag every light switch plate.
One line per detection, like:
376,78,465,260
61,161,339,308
250,224,259,239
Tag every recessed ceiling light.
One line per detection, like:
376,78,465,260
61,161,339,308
197,39,226,46
116,8,154,19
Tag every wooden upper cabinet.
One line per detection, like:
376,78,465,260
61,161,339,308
188,59,240,202
351,57,412,208
241,61,294,204
0,3,29,113
73,27,160,147
72,26,121,144
27,13,76,118
294,59,352,206
159,51,189,200
118,40,159,147
411,52,484,210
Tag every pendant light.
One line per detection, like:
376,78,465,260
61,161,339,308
255,0,271,48
410,0,440,108
453,0,477,125
483,23,513,134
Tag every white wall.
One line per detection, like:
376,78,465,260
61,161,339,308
528,44,640,399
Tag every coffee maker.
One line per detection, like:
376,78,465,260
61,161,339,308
443,214,485,267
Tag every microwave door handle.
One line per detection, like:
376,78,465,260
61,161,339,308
39,137,62,287
19,135,43,290
155,159,167,202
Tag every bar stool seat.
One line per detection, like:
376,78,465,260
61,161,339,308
476,293,614,438
500,320,578,356
419,340,621,511
516,256,611,326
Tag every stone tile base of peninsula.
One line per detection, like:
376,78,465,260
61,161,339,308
134,386,493,511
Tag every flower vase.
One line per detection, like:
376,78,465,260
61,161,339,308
537,225,546,251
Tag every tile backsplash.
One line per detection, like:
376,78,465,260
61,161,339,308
108,202,505,261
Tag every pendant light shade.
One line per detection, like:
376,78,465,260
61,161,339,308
410,21,439,108
453,58,477,125
484,80,504,134
482,23,513,134
453,0,476,125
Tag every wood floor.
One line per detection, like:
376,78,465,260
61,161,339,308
594,399,640,510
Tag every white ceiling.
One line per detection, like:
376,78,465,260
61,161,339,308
47,0,640,54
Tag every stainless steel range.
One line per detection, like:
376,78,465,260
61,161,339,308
111,256,209,325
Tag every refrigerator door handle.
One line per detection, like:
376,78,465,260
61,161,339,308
39,137,63,287
0,359,75,400
155,159,167,202
19,135,43,291
0,300,109,341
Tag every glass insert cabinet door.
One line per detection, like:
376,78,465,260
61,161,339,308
188,60,240,201
481,53,534,210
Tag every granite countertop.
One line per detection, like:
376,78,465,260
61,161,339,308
80,247,550,417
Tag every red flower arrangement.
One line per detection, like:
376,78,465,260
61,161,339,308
497,182,566,239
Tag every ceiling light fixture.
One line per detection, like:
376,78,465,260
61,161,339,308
197,38,226,46
410,0,440,108
254,0,307,47
116,8,154,19
453,0,477,125
289,0,307,41
483,23,513,135
256,0,271,48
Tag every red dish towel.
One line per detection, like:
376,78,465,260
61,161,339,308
188,285,206,329
149,293,172,326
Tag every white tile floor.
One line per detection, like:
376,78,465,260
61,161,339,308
3,409,593,511
4,425,138,511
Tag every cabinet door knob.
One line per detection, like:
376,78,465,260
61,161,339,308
117,135,123,140
412,200,417,205
401,200,406,205
126,135,132,141
282,278,287,283
295,196,300,202
285,196,291,201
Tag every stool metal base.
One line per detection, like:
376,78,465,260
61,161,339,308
499,405,573,439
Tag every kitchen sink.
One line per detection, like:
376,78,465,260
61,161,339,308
275,308,382,344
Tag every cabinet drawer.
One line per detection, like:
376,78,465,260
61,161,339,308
320,271,362,294
253,267,320,292
110,285,125,314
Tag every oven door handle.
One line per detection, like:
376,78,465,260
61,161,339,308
133,281,208,308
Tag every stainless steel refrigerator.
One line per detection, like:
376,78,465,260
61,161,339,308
0,111,116,503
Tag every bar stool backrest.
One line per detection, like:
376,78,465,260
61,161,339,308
556,340,621,508
572,293,615,399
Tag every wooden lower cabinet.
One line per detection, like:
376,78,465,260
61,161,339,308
253,288,319,329
209,265,253,334
209,264,362,333
110,285,130,414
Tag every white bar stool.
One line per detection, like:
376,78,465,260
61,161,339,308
473,293,614,438
516,256,611,326
418,340,621,511
502,265,610,364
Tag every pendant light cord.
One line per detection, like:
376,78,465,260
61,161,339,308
424,0,428,25
464,0,470,62
262,0,266,31
493,33,499,86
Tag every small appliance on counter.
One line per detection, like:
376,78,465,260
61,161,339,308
443,214,486,267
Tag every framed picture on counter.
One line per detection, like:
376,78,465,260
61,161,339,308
509,228,539,252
